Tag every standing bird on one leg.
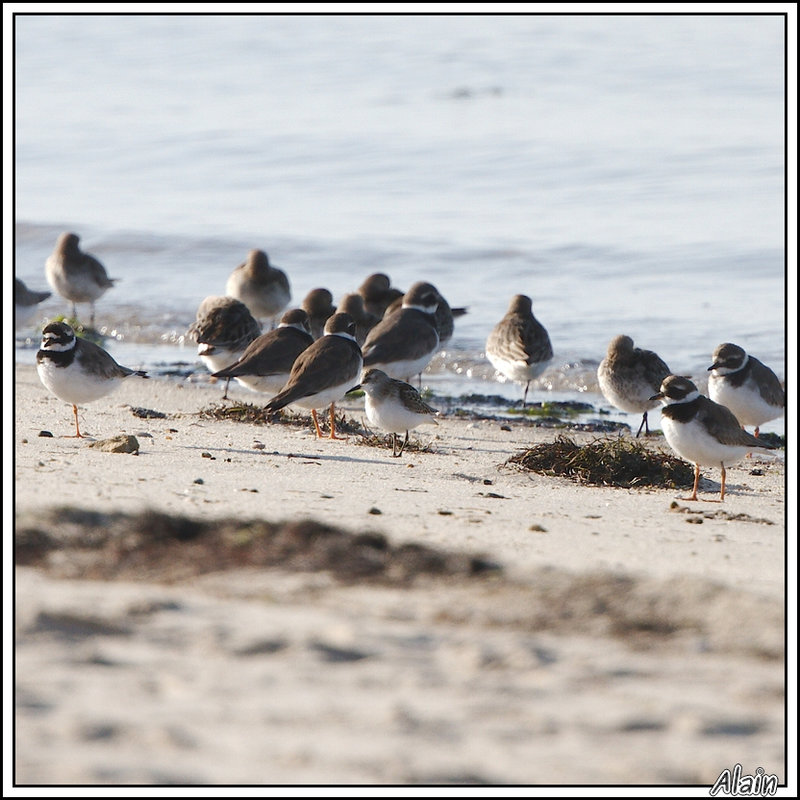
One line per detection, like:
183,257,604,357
45,232,115,328
485,294,552,406
707,343,784,438
651,375,775,502
359,368,439,457
36,321,148,438
597,334,671,437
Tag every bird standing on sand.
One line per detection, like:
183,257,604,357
362,282,442,382
15,278,51,331
597,334,672,437
225,249,291,326
707,343,785,438
36,321,148,438
359,368,439,457
45,232,115,327
211,308,313,396
652,375,775,502
264,313,363,440
485,294,552,405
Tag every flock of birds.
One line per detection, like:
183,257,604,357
19,231,786,501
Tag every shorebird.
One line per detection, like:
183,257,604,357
359,368,439,457
301,288,337,340
211,308,313,396
362,281,441,382
652,375,776,502
264,312,363,439
337,293,381,345
45,232,115,327
187,296,262,397
225,249,291,326
597,334,672,437
385,290,467,347
15,278,51,331
358,273,404,318
36,321,148,438
707,343,785,437
485,294,552,405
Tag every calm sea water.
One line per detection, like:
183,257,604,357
13,13,787,433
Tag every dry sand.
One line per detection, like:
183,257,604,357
12,364,789,789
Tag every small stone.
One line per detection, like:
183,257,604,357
86,435,140,454
38,431,54,438
201,452,215,459
194,478,204,485
368,507,382,515
529,524,547,532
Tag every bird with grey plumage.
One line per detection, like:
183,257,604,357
36,320,148,438
210,308,313,396
45,232,115,327
225,249,291,326
264,312,363,440
486,294,553,405
652,375,776,502
597,334,672,437
707,343,785,438
359,368,439,457
15,278,51,332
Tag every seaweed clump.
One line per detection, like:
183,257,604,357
198,402,363,435
508,435,694,489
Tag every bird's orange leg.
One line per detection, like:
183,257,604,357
64,404,86,438
328,403,347,440
310,408,325,439
680,464,700,501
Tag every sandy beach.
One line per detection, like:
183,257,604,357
13,363,787,788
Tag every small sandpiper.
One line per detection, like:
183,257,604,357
597,334,672,437
45,232,115,327
485,294,552,405
264,313,363,439
362,282,441,382
359,368,439,457
225,249,291,326
36,321,148,438
211,308,313,396
652,375,775,502
707,343,785,437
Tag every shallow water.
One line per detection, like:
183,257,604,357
14,14,786,434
